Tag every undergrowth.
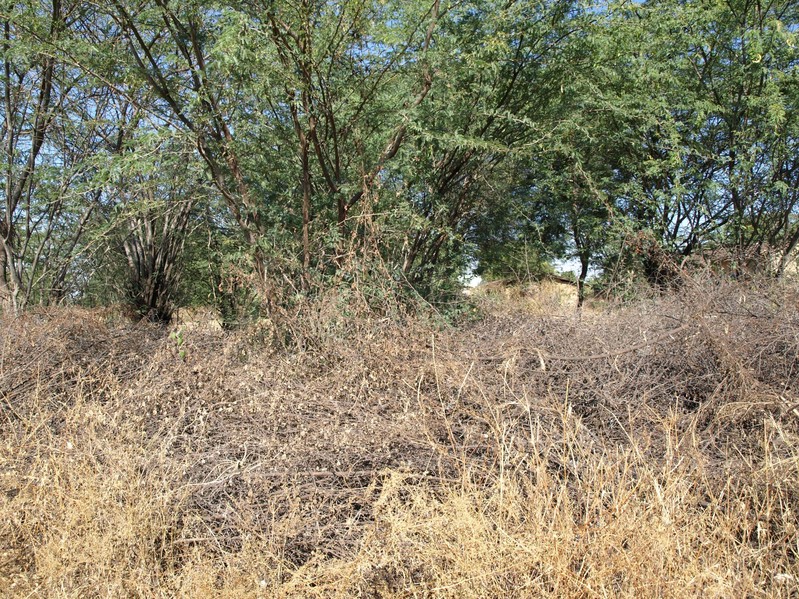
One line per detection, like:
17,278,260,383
1,276,798,597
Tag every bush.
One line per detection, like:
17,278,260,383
2,276,798,596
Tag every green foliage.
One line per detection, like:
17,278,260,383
168,329,187,360
2,0,798,316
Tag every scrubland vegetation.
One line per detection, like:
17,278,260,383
2,274,798,597
2,0,799,595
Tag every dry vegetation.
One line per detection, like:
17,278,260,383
2,277,799,597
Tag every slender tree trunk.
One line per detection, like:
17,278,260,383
299,126,312,278
577,252,589,309
0,242,14,315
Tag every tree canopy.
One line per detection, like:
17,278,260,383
2,0,797,319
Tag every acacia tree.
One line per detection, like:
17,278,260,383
463,1,633,293
103,123,205,322
610,0,799,268
0,0,116,313
687,0,799,265
3,0,798,318
1,1,62,313
491,0,799,290
262,0,442,276
92,0,268,291
98,0,446,300
383,0,584,297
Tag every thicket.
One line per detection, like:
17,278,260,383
1,275,798,596
1,0,797,321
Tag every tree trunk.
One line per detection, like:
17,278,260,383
577,252,589,309
0,242,15,316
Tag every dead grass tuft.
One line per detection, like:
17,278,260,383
2,277,798,597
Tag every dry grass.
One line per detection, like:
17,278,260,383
1,278,798,597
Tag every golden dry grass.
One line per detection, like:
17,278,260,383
2,278,798,597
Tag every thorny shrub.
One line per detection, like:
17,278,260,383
1,276,798,597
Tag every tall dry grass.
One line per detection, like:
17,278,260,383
1,278,798,597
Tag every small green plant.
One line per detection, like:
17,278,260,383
169,328,186,360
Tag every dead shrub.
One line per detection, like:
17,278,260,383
1,276,798,596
